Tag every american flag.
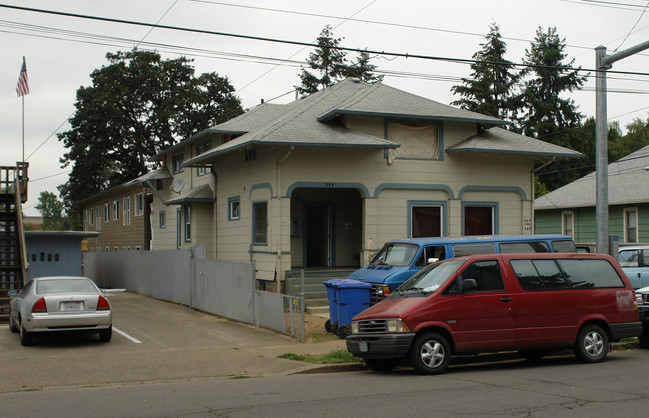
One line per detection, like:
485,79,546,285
16,56,29,97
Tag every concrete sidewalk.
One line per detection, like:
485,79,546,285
0,292,362,394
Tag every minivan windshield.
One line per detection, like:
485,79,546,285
398,259,465,293
370,243,419,267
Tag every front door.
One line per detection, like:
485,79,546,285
305,204,333,268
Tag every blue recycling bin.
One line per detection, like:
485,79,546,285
335,279,372,338
323,279,346,333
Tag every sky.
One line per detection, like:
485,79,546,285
1,0,649,215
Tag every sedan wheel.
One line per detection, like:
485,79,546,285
409,332,451,375
20,322,32,346
99,326,112,342
573,324,608,363
9,316,18,333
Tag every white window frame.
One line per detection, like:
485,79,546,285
159,210,166,228
184,205,192,242
113,200,120,221
123,196,131,226
135,193,144,217
89,208,94,226
104,203,110,222
196,141,211,176
624,207,638,243
172,151,184,173
562,211,574,238
229,196,240,221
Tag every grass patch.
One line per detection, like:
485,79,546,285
278,349,361,364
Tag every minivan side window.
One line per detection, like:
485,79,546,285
558,259,625,288
510,259,567,290
459,260,505,293
499,241,550,253
452,243,496,257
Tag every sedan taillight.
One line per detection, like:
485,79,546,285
32,297,47,313
97,296,110,311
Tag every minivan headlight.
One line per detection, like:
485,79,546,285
386,319,409,333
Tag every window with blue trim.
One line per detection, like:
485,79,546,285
411,205,442,238
228,196,240,221
464,205,494,236
252,201,267,244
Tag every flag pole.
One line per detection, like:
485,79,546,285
21,94,25,164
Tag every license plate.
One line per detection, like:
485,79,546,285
359,341,368,352
61,301,82,311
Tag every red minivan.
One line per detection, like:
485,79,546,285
346,253,642,374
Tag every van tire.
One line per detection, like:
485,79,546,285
573,324,608,363
364,358,400,372
409,332,451,375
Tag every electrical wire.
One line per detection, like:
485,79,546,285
2,4,649,77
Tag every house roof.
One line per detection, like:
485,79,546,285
535,144,649,210
447,127,584,158
174,77,578,167
152,103,286,160
164,184,214,205
317,81,505,126
124,167,172,187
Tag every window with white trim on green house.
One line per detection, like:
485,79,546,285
562,211,574,238
624,207,638,243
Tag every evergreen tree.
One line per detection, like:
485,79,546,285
58,50,243,220
345,48,383,83
299,26,381,95
298,25,349,95
451,23,519,125
519,26,587,190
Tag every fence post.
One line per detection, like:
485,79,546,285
251,258,257,327
300,269,305,341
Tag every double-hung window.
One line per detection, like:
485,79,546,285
463,204,496,236
184,205,192,241
624,207,638,243
113,200,120,221
229,196,240,221
135,193,144,216
123,196,131,225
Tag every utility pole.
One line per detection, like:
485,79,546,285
595,41,649,254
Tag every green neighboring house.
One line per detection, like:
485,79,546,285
535,145,649,244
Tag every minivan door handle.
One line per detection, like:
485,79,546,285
500,297,512,303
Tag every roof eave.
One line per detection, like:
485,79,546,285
318,109,507,126
446,148,584,159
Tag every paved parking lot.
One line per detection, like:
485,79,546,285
0,292,344,394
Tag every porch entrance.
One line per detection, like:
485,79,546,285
290,187,362,270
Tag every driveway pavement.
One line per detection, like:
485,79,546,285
0,292,349,394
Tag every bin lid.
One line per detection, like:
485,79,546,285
335,279,372,289
323,278,348,286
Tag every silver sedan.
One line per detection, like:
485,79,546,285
9,276,112,346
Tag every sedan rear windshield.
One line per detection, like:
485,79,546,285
36,279,98,294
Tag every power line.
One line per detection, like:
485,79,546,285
2,3,649,78
614,0,649,51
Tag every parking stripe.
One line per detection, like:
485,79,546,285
113,327,142,344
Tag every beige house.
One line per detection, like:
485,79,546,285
138,78,580,290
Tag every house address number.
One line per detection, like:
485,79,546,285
325,183,335,187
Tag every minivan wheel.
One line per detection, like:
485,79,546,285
364,358,401,372
409,332,451,375
573,324,608,363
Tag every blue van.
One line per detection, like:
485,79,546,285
347,234,575,304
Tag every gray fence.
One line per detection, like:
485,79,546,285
82,248,304,338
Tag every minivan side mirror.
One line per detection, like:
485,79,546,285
461,279,477,292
